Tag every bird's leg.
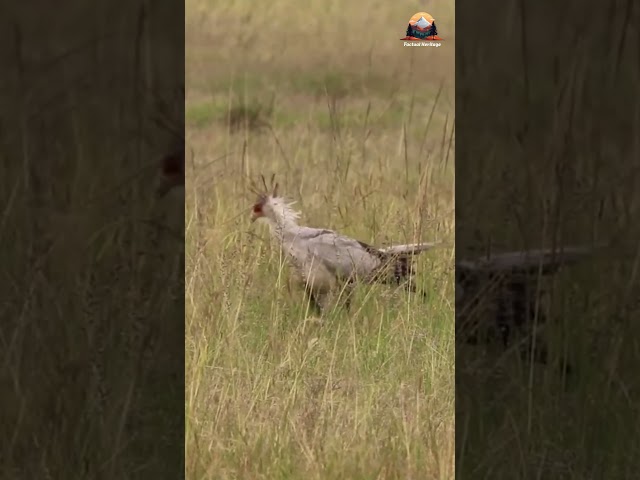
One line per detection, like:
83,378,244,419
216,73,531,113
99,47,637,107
512,282,552,366
303,286,323,316
339,290,352,312
404,281,429,300
341,282,357,312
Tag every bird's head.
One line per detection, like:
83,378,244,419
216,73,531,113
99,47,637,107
250,174,279,223
251,195,269,223
249,174,300,227
156,148,185,198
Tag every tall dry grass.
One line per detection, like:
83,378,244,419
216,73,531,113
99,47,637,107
186,0,455,478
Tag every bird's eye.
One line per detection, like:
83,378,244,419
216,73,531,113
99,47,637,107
253,204,262,213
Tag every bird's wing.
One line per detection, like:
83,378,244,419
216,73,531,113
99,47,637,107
296,228,382,279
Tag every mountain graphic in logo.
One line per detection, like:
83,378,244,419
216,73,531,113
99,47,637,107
401,12,443,41
415,16,431,29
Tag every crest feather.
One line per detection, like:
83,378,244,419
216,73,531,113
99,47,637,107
250,173,279,198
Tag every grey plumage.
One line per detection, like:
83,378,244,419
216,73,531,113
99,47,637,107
250,177,440,313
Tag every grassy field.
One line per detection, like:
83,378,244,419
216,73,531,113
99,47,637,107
185,0,455,478
1,4,184,477
454,1,640,477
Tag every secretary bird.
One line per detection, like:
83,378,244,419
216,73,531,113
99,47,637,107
456,244,601,370
250,175,441,314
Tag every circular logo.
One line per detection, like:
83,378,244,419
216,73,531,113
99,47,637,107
402,12,442,41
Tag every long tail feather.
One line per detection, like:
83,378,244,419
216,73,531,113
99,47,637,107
379,241,444,256
373,241,444,291
457,243,604,274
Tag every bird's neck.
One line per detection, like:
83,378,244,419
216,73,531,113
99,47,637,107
267,218,298,243
265,199,300,240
